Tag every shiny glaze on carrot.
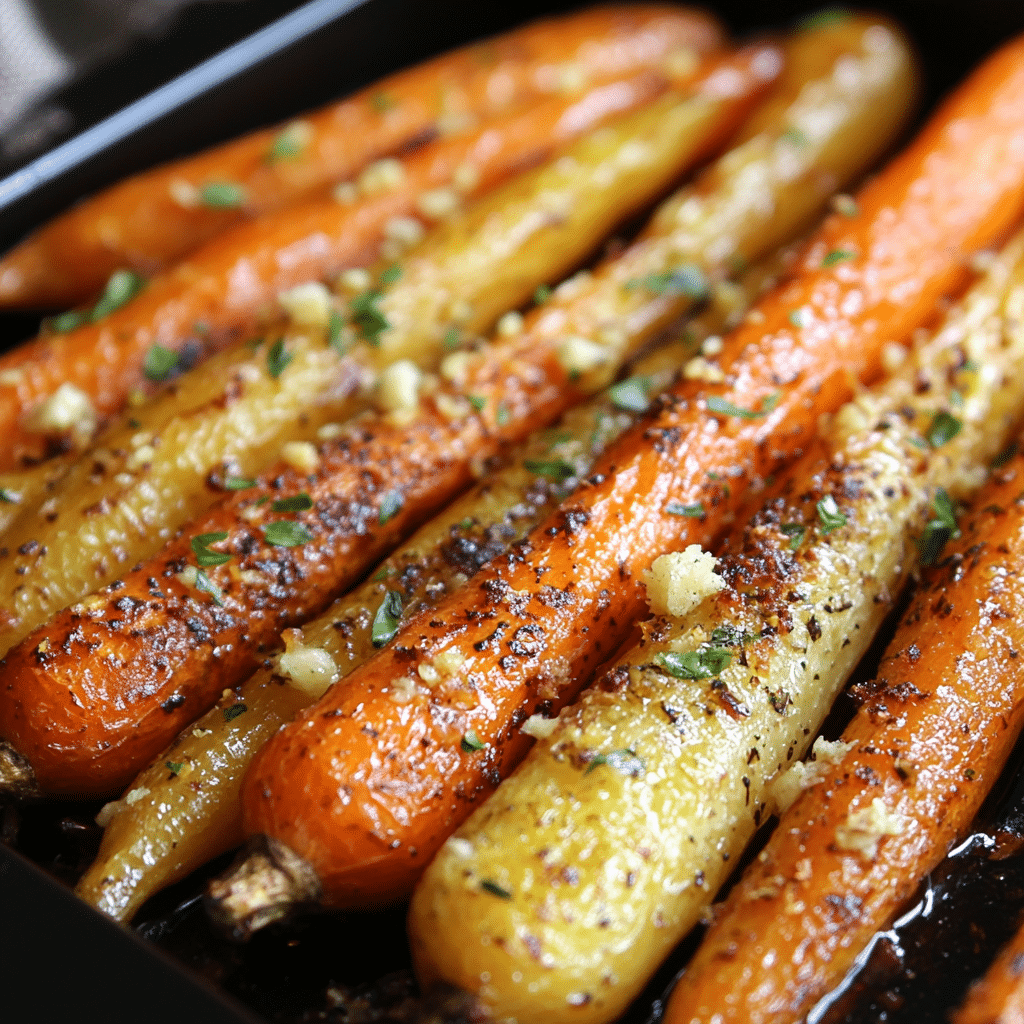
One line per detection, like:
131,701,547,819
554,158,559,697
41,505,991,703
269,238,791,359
0,5,722,308
240,30,1024,908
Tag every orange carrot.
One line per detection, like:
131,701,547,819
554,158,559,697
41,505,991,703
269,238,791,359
0,5,722,309
238,31,1024,908
0,68,683,472
957,915,1024,1024
663,453,1024,1024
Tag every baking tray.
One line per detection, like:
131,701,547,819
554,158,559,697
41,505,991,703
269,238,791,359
4,2,1024,1022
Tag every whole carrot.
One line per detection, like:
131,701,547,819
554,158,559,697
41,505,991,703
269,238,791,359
0,68,682,472
0,5,722,309
239,26,1024,908
663,450,1024,1024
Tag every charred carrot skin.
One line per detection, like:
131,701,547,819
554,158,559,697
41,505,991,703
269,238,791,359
0,46,783,798
240,30,1024,909
664,455,1024,1024
957,916,1024,1024
0,6,722,309
0,68,684,472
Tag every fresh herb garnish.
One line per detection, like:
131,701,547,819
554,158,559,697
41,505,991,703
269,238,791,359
798,8,852,30
266,338,292,378
224,476,257,491
925,410,962,449
443,327,461,350
822,249,856,268
263,520,313,547
191,531,231,567
267,124,306,163
92,270,147,320
0,488,17,503
45,310,87,334
379,265,402,286
706,394,778,420
656,648,732,680
349,289,390,346
166,761,184,775
496,403,510,427
816,495,847,533
199,181,246,208
143,344,178,382
918,487,959,566
328,309,347,354
271,492,313,513
992,442,1018,468
607,376,650,413
665,501,705,518
223,704,247,722
585,747,646,776
625,264,709,300
523,458,575,482
710,625,760,647
461,731,486,752
468,394,486,411
780,522,807,550
781,127,809,147
194,568,225,606
371,590,403,647
533,284,551,305
371,91,395,113
378,490,403,525
480,879,513,899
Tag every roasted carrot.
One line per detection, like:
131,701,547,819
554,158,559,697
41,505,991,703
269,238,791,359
0,5,722,309
0,68,754,662
663,448,1024,1024
236,26,1024,912
407,228,1024,1024
956,917,1024,1024
0,66,690,472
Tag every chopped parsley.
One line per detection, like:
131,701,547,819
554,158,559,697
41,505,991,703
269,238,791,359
710,625,760,647
44,310,87,334
91,269,147,320
626,264,710,301
816,495,847,533
918,487,959,566
468,394,486,411
443,326,461,350
371,91,395,113
271,493,313,513
496,402,510,427
780,522,807,550
263,520,313,547
480,879,513,899
706,393,778,420
665,501,705,518
781,127,809,147
822,249,856,268
656,648,732,680
371,589,403,647
379,265,402,286
223,704,247,722
523,458,575,482
461,731,486,752
349,288,390,346
533,284,551,305
607,376,651,413
585,747,646,777
191,531,231,567
224,476,256,491
194,568,225,606
267,125,306,163
143,344,179,382
199,181,247,208
328,309,348,354
925,410,962,449
266,338,292,378
378,490,403,525
165,761,184,775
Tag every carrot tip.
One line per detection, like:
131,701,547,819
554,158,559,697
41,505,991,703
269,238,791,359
205,834,320,941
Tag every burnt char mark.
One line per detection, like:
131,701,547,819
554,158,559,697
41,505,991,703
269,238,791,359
442,526,512,578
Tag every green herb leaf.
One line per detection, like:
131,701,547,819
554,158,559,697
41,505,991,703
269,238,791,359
798,8,852,30
45,310,87,334
523,458,575,482
92,270,147,320
822,249,856,268
816,494,847,533
781,127,809,147
371,91,395,113
780,522,807,550
626,264,709,300
271,492,313,513
0,488,18,503
468,394,486,411
371,589,403,647
266,338,292,378
224,476,256,491
263,520,313,547
496,402,510,427
191,531,231,567
533,284,551,305
992,442,1018,469
194,568,225,606
379,265,402,286
143,344,179,382
378,490,403,525
349,289,390,346
656,648,732,680
267,125,306,163
223,704,247,722
926,410,962,448
199,181,247,208
461,731,486,752
665,501,705,518
607,376,650,413
710,625,760,647
328,309,348,354
706,394,777,420
480,879,513,899
166,761,184,775
585,747,646,776
918,487,959,566
443,326,461,350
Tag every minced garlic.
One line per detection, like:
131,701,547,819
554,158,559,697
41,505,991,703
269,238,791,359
835,797,905,860
643,545,725,618
278,282,331,329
